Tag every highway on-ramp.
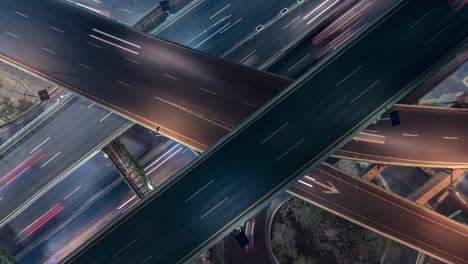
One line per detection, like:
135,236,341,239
68,0,468,263
338,104,468,168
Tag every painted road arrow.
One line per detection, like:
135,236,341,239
303,175,340,194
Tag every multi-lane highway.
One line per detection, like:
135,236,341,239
156,0,298,55
338,104,468,168
0,96,130,225
0,0,290,151
19,180,137,264
268,0,402,78
70,0,159,25
222,0,361,69
68,0,468,263
0,151,121,258
289,163,468,264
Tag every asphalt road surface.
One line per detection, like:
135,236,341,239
68,0,468,263
0,151,120,259
337,104,468,168
289,163,468,264
70,0,159,25
156,0,298,55
268,0,403,79
222,0,359,69
0,0,290,151
20,180,137,264
0,96,129,225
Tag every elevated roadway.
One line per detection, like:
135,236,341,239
337,104,468,168
67,0,468,263
289,163,468,264
0,0,290,152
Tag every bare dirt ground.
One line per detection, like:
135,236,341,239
0,61,54,125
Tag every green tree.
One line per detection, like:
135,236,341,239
0,95,15,121
0,245,16,264
291,199,322,230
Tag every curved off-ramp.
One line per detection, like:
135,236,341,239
335,104,468,168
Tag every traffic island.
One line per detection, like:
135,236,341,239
270,197,399,264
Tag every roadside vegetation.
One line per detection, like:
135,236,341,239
0,61,53,125
271,197,391,264
0,245,16,264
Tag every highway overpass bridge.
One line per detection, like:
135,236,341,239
0,0,290,152
340,104,468,168
63,0,467,263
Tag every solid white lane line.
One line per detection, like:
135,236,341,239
76,3,102,13
144,144,179,170
50,26,65,33
210,4,231,20
299,180,313,188
288,53,310,71
282,15,301,30
40,152,61,168
162,73,179,81
336,65,362,86
185,180,214,202
90,35,139,54
118,195,137,210
409,8,436,29
88,103,95,108
262,122,288,144
88,42,102,49
64,185,82,200
276,138,305,161
350,80,380,104
92,28,141,48
306,0,339,25
76,217,98,234
188,16,230,44
220,18,242,34
100,112,113,122
402,133,418,137
240,50,256,64
14,11,28,18
30,137,51,153
41,47,56,54
194,20,231,49
424,24,452,47
443,136,458,140
303,0,330,20
77,63,93,71
115,79,131,87
200,88,216,95
4,31,19,38
146,147,182,175
241,101,257,108
112,238,138,259
138,256,153,264
121,8,133,13
125,57,140,64
201,197,229,219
